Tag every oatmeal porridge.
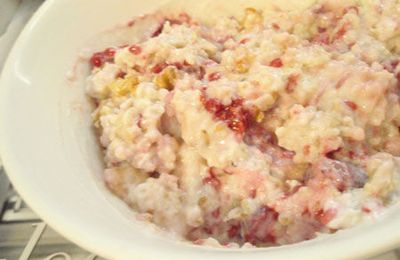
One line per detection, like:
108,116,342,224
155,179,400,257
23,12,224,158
86,0,400,247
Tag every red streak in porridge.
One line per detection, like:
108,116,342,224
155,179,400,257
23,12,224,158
269,58,283,68
90,47,116,68
285,74,299,93
201,93,253,136
129,44,142,55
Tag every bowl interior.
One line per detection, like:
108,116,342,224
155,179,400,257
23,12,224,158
1,0,400,259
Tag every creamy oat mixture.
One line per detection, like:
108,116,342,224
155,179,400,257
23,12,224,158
86,0,400,247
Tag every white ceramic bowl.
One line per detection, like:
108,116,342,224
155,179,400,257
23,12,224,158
1,0,400,259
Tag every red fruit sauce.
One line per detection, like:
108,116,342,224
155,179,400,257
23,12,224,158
203,167,222,190
90,48,116,68
269,58,283,68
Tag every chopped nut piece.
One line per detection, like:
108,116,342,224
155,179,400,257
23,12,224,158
255,111,265,123
154,66,177,90
108,76,138,97
235,54,254,73
240,8,263,30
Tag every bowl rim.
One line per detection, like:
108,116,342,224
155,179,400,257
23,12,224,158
1,0,400,259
